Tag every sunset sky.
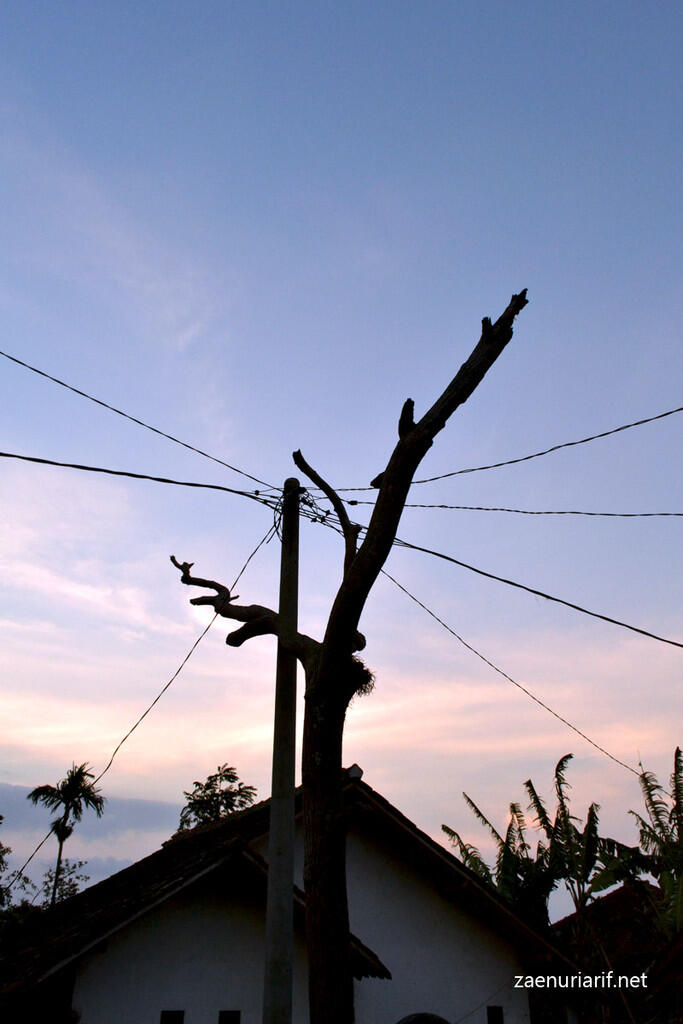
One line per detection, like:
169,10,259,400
1,1,681,918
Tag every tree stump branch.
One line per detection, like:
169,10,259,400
170,554,319,664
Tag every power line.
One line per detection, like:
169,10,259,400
393,535,683,650
0,451,280,508
381,568,640,776
452,976,516,1024
0,348,275,489
9,450,680,526
4,830,53,896
5,522,277,893
310,511,682,651
4,613,226,895
5,610,226,892
286,511,643,772
412,403,683,483
328,403,683,491
93,613,220,785
347,500,683,517
93,520,279,785
231,522,279,591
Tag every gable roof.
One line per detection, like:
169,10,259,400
341,770,571,965
2,832,388,996
2,765,567,995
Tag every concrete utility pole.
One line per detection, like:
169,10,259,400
262,477,301,1024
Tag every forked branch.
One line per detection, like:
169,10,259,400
292,449,361,575
322,289,528,665
170,555,319,663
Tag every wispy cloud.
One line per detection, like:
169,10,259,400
1,123,226,351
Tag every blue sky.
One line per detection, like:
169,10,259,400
1,2,681,917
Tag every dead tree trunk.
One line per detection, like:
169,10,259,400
171,290,527,1024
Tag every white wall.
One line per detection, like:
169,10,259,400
72,817,531,1024
72,872,310,1024
346,830,531,1024
254,817,531,1024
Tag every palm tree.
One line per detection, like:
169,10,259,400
443,754,636,932
443,794,558,931
630,746,683,938
524,753,609,915
27,763,105,906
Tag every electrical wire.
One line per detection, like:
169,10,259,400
311,509,683,651
0,451,280,508
230,523,279,591
347,500,683,518
5,614,225,890
451,976,516,1023
381,568,640,776
328,403,683,491
412,403,683,484
3,830,54,896
92,613,220,786
9,450,680,527
0,348,275,489
393,536,683,650
94,521,278,785
4,522,277,894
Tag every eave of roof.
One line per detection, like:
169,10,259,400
344,775,573,968
165,770,571,967
4,765,571,993
2,831,389,994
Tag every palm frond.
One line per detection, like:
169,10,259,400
510,802,531,857
580,802,601,884
462,792,505,847
638,765,671,837
27,784,61,811
629,811,664,860
51,818,74,843
442,825,494,884
496,818,521,896
553,754,577,828
524,778,553,840
671,747,682,844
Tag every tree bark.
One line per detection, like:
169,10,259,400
302,675,353,1023
50,837,64,908
50,812,70,907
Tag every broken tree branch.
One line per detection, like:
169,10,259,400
414,288,528,438
170,555,319,664
322,289,529,668
292,449,361,576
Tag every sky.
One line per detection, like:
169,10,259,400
0,1,681,919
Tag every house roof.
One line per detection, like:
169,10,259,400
340,769,571,966
2,831,389,995
2,765,566,995
551,882,681,1017
552,880,669,972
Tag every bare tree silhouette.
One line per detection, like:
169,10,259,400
172,290,528,1023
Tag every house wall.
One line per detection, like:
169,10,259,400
71,874,310,1024
345,830,531,1024
253,820,531,1024
72,816,532,1024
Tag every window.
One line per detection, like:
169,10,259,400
160,1013,185,1024
218,1014,241,1024
486,1008,504,1024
